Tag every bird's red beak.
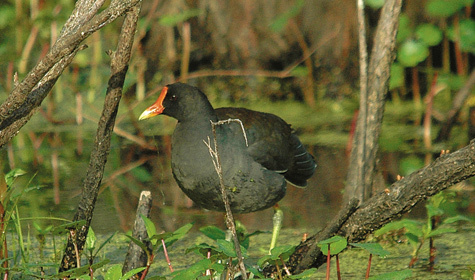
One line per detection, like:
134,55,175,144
139,86,168,120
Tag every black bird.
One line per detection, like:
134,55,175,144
139,83,316,214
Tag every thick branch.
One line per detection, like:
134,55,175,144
59,2,142,272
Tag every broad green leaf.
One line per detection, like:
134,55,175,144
104,264,122,280
416,24,442,46
398,40,429,67
200,225,226,241
318,236,347,255
216,239,248,258
217,239,236,257
141,214,157,242
350,242,390,257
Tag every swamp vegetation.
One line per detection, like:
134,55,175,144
0,0,474,279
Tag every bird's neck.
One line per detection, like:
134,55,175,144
179,98,218,125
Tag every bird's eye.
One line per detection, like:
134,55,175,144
170,94,177,101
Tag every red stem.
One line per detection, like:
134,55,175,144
365,254,372,279
162,238,174,272
336,254,342,280
326,244,331,280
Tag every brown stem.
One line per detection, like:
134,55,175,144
365,254,372,279
326,244,331,280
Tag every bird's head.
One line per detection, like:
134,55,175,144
139,83,214,122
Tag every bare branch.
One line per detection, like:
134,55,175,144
0,0,141,146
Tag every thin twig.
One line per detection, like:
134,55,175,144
203,119,248,280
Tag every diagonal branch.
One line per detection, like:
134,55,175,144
0,0,141,147
59,1,142,272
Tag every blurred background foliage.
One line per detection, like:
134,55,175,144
0,0,473,233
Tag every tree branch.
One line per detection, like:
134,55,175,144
0,0,141,146
345,0,402,202
59,2,142,272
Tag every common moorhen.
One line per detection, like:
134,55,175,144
139,83,316,214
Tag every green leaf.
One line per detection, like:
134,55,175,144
426,203,444,219
270,0,305,33
318,236,347,256
217,239,237,258
350,242,390,257
365,0,385,9
104,264,122,280
86,228,96,252
200,225,226,241
159,9,202,27
416,24,442,46
288,268,318,279
258,245,295,267
374,219,423,237
94,231,117,257
163,222,193,248
171,259,211,280
216,239,248,258
397,14,411,43
5,169,27,186
398,40,429,67
368,269,412,280
405,233,420,246
426,0,468,18
247,266,267,278
141,214,157,242
125,235,151,257
448,18,475,54
426,227,456,238
442,215,471,224
121,266,147,280
389,62,405,89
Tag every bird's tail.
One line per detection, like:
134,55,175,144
284,134,316,188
